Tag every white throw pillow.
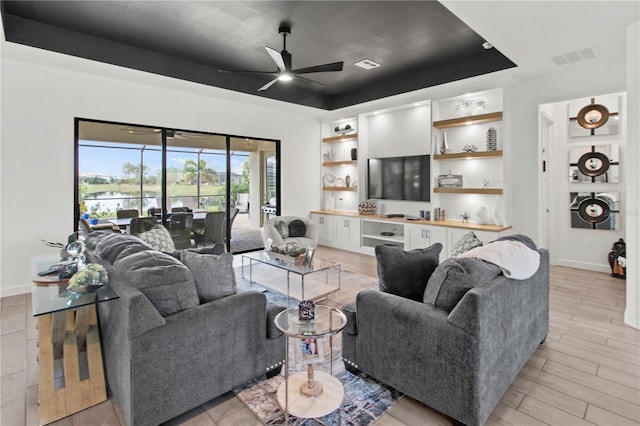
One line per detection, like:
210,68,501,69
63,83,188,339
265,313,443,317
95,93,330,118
138,225,176,252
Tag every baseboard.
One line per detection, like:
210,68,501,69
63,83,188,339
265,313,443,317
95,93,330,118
555,258,610,274
0,282,32,299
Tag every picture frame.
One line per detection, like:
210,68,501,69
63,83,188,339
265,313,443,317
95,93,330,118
437,174,463,188
294,336,325,364
303,247,315,267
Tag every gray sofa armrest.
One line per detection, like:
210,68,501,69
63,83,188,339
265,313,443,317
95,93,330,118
342,302,357,335
266,300,286,339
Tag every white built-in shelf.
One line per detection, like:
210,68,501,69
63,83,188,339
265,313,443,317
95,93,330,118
434,187,503,195
322,133,358,143
323,160,357,166
433,112,502,129
323,186,357,192
433,150,502,160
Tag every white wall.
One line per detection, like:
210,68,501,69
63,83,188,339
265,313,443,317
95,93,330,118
542,95,625,272
624,21,639,329
363,104,432,216
0,45,322,297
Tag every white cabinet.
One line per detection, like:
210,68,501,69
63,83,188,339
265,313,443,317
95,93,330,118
405,224,447,260
311,213,335,246
334,217,360,251
311,213,360,250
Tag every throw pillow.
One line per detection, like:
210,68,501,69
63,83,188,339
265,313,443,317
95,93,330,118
138,225,176,252
275,220,289,239
181,250,237,303
450,231,483,257
114,250,199,316
424,257,502,312
288,219,307,237
375,243,442,302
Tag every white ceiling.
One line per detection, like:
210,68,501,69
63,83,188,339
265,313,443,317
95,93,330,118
442,1,639,79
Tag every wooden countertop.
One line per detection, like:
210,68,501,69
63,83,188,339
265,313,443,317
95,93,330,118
310,210,512,232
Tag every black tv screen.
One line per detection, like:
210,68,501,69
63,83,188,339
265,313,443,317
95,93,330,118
367,155,430,201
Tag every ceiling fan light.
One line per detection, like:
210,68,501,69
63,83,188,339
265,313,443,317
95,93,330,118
278,73,293,82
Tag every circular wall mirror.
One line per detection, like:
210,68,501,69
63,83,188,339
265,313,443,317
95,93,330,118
577,103,610,129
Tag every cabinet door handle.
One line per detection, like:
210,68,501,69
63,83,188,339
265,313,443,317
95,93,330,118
344,220,349,228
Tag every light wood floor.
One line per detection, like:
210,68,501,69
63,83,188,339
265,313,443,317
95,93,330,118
1,246,638,426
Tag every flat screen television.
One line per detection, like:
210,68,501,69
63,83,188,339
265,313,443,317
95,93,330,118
367,154,430,202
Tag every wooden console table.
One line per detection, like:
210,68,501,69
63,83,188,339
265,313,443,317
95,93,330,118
32,276,118,424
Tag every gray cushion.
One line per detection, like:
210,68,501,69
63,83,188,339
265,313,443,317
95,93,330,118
95,233,147,264
451,231,483,257
424,257,502,312
138,225,176,252
275,220,289,239
165,243,226,261
288,219,307,237
114,250,199,316
181,250,237,303
114,241,153,262
375,243,442,302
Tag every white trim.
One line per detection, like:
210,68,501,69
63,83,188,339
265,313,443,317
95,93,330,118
555,259,611,274
0,283,32,299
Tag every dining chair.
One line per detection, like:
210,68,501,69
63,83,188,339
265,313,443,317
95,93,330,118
117,209,139,219
171,207,189,213
147,207,162,217
169,213,194,249
194,211,226,247
129,217,158,235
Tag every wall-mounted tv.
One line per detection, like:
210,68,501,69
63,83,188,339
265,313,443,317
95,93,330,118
367,154,430,202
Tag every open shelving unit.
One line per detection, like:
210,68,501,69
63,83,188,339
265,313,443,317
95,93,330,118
433,150,502,160
432,111,503,129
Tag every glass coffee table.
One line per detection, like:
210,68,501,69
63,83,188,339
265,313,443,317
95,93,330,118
32,275,119,424
274,305,347,422
241,250,341,306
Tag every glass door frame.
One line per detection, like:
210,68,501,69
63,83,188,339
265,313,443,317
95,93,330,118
74,117,280,252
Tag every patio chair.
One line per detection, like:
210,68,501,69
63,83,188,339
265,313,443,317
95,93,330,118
236,193,249,213
147,207,162,217
129,217,158,235
117,209,139,219
78,218,120,238
171,207,191,213
169,213,194,249
194,211,226,247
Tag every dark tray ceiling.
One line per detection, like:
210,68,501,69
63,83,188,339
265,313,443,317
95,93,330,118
1,1,516,110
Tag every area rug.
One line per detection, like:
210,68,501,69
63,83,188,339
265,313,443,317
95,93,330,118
234,264,402,425
234,369,402,426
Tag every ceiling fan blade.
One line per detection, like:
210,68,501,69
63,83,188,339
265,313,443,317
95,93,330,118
218,69,276,76
294,75,326,88
265,46,286,72
258,77,280,91
293,61,344,75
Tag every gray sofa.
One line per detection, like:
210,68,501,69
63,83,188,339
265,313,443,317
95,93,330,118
84,231,286,426
342,240,549,426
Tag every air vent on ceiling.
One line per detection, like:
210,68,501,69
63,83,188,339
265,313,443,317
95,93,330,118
355,59,381,70
551,47,598,66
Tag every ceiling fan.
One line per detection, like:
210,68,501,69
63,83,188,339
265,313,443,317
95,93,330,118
221,24,343,91
122,127,208,139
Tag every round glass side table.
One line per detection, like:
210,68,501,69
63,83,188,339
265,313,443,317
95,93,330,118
274,305,347,422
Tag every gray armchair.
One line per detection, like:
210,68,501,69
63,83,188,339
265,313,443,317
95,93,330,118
262,216,318,250
342,243,549,426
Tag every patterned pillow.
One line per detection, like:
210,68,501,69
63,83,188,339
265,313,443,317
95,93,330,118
275,220,289,238
451,232,482,257
138,225,175,252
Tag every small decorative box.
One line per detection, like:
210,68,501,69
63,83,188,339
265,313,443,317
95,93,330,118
298,300,315,322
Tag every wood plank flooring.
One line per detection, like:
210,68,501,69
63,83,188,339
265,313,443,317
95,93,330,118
1,246,638,426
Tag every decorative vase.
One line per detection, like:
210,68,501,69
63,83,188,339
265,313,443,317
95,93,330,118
486,127,497,151
298,300,315,321
345,174,351,187
350,148,358,160
440,132,449,154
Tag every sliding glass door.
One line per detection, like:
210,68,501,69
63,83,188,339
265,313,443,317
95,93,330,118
75,119,279,253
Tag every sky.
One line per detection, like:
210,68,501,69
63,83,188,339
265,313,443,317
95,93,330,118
79,142,248,178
